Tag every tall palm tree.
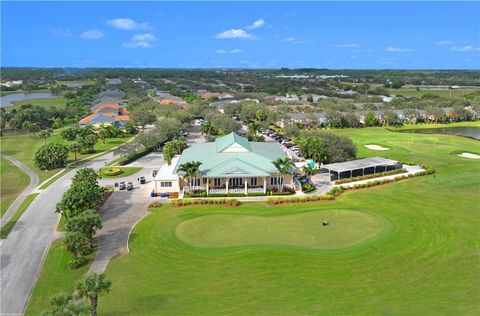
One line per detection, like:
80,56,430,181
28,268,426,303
177,161,202,192
272,157,294,192
38,129,53,145
69,142,82,161
76,273,111,316
247,121,260,139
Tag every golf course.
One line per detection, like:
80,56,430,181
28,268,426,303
26,124,480,315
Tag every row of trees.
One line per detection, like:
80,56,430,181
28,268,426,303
56,168,104,268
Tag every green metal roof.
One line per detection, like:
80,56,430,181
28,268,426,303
215,132,251,152
175,133,288,177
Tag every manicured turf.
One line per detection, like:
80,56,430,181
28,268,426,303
0,157,30,216
176,210,385,249
1,133,130,182
8,97,67,111
387,88,477,98
24,239,96,316
0,193,39,239
98,166,142,178
27,124,480,315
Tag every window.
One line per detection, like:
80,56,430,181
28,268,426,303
160,181,172,187
250,177,258,186
270,177,283,185
189,178,200,186
214,178,221,187
203,178,207,184
228,178,243,187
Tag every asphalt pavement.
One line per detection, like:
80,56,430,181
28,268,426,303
0,152,115,315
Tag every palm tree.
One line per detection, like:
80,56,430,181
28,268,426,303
247,121,260,139
38,129,53,145
272,157,294,192
76,273,111,316
41,294,89,316
177,161,202,192
97,128,109,145
69,142,82,161
200,121,217,140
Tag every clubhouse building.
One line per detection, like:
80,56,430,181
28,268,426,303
154,133,295,196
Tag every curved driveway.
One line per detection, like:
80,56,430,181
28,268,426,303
0,154,39,226
0,152,116,315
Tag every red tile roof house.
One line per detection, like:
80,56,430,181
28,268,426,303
79,103,130,127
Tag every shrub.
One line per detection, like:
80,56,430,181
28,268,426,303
172,198,240,207
148,201,163,208
102,168,123,176
118,147,152,166
266,194,334,205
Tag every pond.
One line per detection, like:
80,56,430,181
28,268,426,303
400,126,480,140
0,92,56,107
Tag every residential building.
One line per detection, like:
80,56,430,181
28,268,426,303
79,102,130,127
154,133,295,196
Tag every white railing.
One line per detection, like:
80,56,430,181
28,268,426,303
229,188,244,194
209,188,226,194
248,187,264,193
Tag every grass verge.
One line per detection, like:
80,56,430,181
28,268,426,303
0,193,39,239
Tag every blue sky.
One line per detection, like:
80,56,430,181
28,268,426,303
2,1,479,69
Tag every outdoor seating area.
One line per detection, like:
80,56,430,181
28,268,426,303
320,157,403,181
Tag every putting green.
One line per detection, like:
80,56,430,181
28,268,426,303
176,210,385,250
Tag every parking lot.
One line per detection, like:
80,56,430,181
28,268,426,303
260,128,303,161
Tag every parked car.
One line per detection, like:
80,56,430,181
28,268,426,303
127,182,134,190
119,182,126,190
152,170,158,177
139,176,146,184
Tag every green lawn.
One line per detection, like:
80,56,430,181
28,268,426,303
388,88,477,98
26,125,480,315
1,133,130,183
0,193,39,239
176,210,385,249
0,157,30,216
98,167,142,178
8,97,67,111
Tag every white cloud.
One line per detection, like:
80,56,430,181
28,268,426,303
452,45,480,52
50,28,72,38
215,48,243,54
283,37,304,44
107,18,151,30
436,40,454,45
246,19,265,30
122,33,157,48
385,47,416,52
216,29,254,39
80,29,105,40
333,43,359,48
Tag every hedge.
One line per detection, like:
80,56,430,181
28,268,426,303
335,168,407,184
118,147,152,166
266,194,334,205
172,198,240,207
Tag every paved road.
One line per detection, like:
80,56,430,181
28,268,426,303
0,152,116,315
0,154,39,227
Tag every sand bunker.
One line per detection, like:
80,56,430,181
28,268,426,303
364,144,389,151
458,152,480,159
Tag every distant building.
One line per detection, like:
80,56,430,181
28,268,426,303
79,103,130,128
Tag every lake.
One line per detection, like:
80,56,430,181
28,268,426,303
400,126,480,140
0,92,56,107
